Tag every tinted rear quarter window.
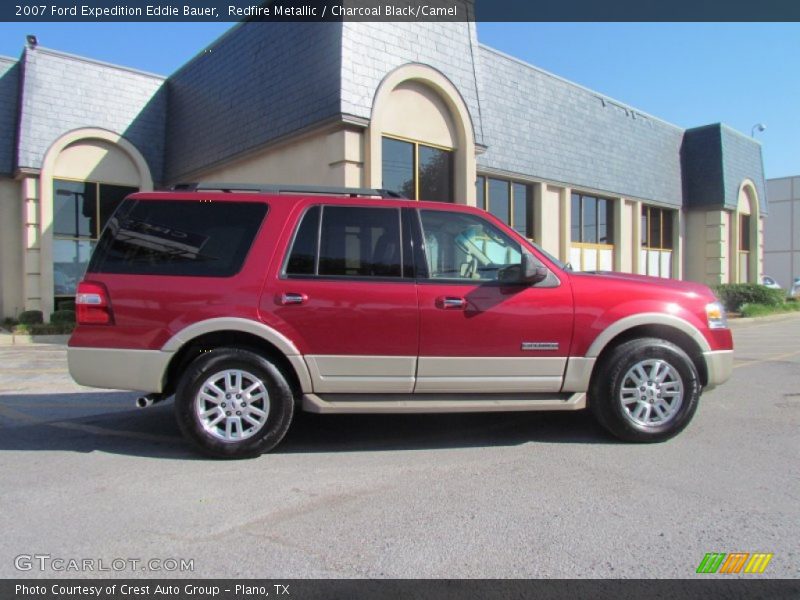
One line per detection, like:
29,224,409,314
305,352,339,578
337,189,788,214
89,199,267,277
285,206,320,275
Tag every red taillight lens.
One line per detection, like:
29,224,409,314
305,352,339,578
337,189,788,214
75,281,113,325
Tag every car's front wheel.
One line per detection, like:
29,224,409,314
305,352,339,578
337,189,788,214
590,337,700,443
174,348,294,458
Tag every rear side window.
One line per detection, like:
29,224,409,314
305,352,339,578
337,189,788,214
88,199,267,277
285,206,402,278
285,206,319,275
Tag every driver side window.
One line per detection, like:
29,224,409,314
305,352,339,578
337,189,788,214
420,210,522,281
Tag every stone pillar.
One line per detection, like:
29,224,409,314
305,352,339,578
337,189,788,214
535,184,561,259
531,182,544,245
21,176,41,312
327,128,364,187
559,187,571,264
673,209,683,280
705,210,729,286
631,200,643,275
614,196,630,273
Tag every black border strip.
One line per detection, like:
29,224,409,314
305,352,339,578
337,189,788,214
4,579,800,600
3,0,800,23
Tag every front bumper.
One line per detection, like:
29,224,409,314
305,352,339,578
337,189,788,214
68,347,173,393
703,349,734,391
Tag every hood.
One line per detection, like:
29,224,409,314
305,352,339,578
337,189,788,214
570,271,715,299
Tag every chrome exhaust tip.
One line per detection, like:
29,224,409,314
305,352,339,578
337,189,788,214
136,396,154,409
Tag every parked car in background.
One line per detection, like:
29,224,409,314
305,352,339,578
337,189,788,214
761,276,782,291
791,277,800,299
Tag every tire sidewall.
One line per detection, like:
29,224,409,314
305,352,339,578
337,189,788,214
595,339,700,442
175,349,294,458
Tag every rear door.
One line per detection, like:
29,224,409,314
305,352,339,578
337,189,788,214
414,207,574,393
265,204,419,393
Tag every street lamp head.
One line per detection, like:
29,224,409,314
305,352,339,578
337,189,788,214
751,123,767,137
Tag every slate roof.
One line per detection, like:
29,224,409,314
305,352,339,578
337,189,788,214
0,56,19,176
3,23,766,212
15,47,167,182
165,22,343,181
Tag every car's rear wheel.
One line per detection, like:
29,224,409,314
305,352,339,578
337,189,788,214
590,337,700,443
175,348,294,458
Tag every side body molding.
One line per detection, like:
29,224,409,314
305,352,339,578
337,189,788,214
161,318,313,393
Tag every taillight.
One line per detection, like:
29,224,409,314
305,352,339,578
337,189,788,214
75,281,114,325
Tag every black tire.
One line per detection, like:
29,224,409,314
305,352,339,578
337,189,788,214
590,337,700,443
174,347,295,458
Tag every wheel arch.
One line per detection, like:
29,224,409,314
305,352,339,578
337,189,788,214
161,320,312,399
589,323,709,389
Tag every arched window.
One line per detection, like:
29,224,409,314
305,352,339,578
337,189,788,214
368,65,476,206
735,182,759,284
52,179,137,306
40,130,153,316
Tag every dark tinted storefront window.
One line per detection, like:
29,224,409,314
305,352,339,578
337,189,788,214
381,136,453,202
571,192,614,245
476,176,486,210
418,145,453,203
642,206,675,250
740,214,751,251
488,179,510,225
53,179,137,302
512,183,530,238
54,180,96,238
477,177,533,239
382,137,415,199
582,196,597,243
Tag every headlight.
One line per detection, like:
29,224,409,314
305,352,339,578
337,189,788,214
706,301,728,329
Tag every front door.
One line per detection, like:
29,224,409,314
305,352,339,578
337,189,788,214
414,208,574,393
267,204,419,393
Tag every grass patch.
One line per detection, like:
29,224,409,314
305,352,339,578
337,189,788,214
739,301,800,318
12,323,75,335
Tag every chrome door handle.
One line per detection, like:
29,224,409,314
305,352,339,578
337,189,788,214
437,296,466,310
279,292,307,305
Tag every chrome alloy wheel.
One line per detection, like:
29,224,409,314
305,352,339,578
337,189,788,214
194,369,270,442
619,359,684,428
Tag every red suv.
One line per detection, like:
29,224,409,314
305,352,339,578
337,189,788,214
68,184,733,458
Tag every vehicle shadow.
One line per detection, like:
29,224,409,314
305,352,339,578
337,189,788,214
0,391,616,459
281,410,613,454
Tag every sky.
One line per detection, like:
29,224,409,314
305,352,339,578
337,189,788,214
0,21,797,179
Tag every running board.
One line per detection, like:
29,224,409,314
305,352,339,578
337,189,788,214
301,392,586,414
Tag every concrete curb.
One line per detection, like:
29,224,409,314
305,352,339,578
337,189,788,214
0,333,71,346
728,312,800,327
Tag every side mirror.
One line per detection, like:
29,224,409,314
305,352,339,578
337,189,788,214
521,252,549,284
499,253,549,285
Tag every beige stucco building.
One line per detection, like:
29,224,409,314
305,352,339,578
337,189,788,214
0,22,766,321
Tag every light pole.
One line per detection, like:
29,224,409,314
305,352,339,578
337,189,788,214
751,123,766,138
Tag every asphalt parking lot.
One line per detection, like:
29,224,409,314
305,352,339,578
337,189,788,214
0,315,798,579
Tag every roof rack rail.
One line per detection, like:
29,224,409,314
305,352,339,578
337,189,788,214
171,182,407,199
